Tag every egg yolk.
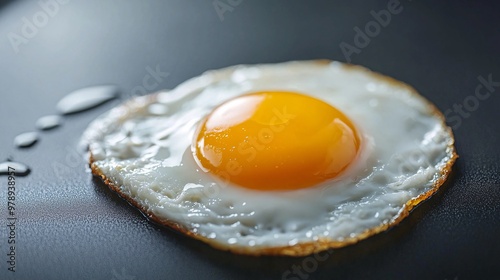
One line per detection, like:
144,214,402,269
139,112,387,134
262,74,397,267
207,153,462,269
193,91,361,191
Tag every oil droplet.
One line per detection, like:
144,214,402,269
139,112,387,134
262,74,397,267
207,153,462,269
36,115,62,130
56,85,119,115
0,161,31,176
14,132,38,148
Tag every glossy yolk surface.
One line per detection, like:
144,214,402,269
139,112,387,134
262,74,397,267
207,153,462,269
193,91,361,191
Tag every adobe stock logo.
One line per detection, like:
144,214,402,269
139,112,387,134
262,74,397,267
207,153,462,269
444,74,499,130
340,0,403,62
128,65,170,97
213,0,243,21
7,0,70,54
281,250,333,280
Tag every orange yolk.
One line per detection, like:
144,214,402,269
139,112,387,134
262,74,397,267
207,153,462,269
193,91,361,191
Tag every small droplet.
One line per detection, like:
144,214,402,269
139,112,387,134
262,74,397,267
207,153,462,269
56,85,119,114
0,161,31,176
288,238,299,246
227,238,237,244
36,115,63,130
14,132,38,148
366,82,377,92
148,103,169,115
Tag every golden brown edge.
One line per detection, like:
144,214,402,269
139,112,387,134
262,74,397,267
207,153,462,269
88,59,458,257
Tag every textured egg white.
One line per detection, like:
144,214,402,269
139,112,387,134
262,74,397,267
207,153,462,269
83,61,454,249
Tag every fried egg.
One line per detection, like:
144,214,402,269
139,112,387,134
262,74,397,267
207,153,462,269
83,60,457,256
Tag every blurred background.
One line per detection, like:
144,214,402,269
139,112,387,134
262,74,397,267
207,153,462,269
0,0,499,279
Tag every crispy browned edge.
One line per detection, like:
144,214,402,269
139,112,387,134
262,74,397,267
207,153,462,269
88,60,458,257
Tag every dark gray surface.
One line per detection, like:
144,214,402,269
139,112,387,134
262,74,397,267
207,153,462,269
0,0,499,279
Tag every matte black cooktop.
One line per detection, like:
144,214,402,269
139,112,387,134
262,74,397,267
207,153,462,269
1,0,499,279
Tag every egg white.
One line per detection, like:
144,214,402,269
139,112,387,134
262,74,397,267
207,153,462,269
83,61,456,255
